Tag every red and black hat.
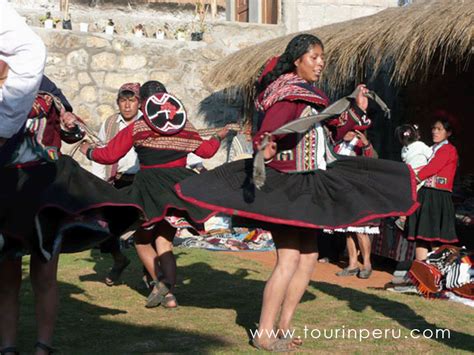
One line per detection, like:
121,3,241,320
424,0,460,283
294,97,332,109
142,93,187,135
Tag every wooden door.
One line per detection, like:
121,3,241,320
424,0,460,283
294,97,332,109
236,0,249,22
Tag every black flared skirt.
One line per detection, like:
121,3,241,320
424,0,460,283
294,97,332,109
122,167,216,228
0,155,143,260
175,156,419,230
406,187,458,244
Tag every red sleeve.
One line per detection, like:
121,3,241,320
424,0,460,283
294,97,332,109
91,123,134,164
327,104,369,142
357,140,375,157
193,137,220,158
362,145,375,157
253,101,300,149
417,145,455,180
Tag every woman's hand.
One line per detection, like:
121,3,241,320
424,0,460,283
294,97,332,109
216,125,231,140
79,141,91,155
355,84,369,112
257,133,277,161
355,130,369,146
60,108,78,131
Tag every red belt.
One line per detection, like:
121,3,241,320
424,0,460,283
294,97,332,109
140,158,187,169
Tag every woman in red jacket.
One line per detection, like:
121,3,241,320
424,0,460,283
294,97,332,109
80,90,229,309
407,112,459,260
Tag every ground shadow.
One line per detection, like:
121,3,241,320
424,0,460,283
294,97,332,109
17,277,227,353
79,248,316,340
311,280,474,352
176,260,316,339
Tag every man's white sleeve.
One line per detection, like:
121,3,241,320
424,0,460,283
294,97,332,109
0,0,46,138
90,122,107,180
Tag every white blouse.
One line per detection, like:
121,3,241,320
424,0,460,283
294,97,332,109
0,0,46,138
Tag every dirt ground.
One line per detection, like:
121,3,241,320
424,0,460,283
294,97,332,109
224,251,393,289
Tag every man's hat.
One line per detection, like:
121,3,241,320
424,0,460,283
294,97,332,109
118,82,140,98
142,93,187,135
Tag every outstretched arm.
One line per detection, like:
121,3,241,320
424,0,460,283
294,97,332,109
80,123,135,164
193,124,231,159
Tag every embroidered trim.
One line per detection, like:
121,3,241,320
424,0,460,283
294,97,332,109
133,119,202,152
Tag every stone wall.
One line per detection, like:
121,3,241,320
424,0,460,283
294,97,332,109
33,22,284,169
282,0,399,33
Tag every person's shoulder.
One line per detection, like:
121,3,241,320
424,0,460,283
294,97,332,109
440,142,456,151
445,142,458,154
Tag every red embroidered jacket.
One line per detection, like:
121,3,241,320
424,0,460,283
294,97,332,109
418,142,458,192
91,119,220,168
253,100,368,173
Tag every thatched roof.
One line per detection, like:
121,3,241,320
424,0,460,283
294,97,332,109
209,0,473,100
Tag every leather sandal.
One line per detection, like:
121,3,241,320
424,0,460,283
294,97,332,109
0,347,18,355
145,280,170,308
275,328,303,347
35,341,56,354
162,294,178,309
251,337,296,352
336,267,360,277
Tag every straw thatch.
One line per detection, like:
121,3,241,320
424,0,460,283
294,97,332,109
209,0,473,101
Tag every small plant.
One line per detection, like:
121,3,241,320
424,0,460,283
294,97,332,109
195,0,209,33
39,11,61,28
133,23,147,38
174,25,188,41
190,0,209,41
105,19,115,35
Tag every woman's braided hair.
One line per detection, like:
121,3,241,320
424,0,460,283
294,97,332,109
255,34,324,96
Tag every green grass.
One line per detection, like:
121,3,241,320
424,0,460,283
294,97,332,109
16,248,474,353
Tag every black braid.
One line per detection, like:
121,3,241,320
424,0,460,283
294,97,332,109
255,34,324,96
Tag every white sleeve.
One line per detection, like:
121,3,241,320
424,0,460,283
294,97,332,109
0,0,46,138
90,122,107,180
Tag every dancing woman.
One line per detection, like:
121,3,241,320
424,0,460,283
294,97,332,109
0,91,143,354
80,88,230,308
176,34,419,351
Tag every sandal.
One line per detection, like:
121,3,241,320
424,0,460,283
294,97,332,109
162,294,178,309
0,347,18,355
145,280,170,308
251,337,296,352
336,267,360,277
276,330,302,347
35,341,56,354
105,257,131,286
318,257,329,263
358,268,373,279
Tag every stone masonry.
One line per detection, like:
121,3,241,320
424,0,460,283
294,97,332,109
34,22,284,169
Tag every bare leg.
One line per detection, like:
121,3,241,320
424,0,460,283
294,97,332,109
415,241,430,261
346,233,359,269
134,227,160,280
30,253,60,355
356,233,372,270
256,227,300,350
0,256,22,352
278,230,318,342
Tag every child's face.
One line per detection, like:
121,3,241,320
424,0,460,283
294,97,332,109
343,131,356,142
